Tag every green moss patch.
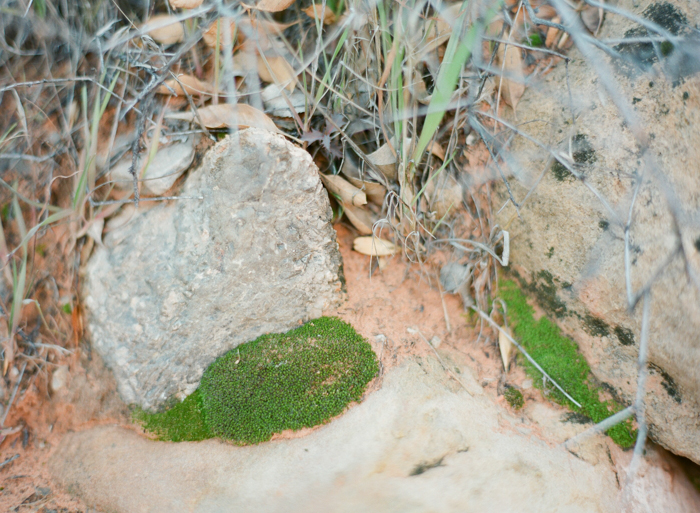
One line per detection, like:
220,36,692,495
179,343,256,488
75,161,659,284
134,317,378,445
504,386,524,410
499,280,636,447
133,389,212,442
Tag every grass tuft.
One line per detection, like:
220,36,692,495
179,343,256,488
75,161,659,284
499,280,636,447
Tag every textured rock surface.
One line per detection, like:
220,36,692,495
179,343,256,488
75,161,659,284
493,0,700,462
83,129,344,410
49,357,700,513
48,358,612,513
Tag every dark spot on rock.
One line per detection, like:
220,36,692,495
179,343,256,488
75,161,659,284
614,325,635,346
599,219,609,230
614,2,688,70
683,91,690,100
648,364,682,403
410,456,445,476
562,412,593,424
562,282,572,289
546,247,554,259
632,97,642,104
583,315,610,337
552,134,597,182
529,270,567,318
649,81,654,87
695,236,700,252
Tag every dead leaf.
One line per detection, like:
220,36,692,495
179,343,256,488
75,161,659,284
202,18,237,47
242,0,295,13
545,17,561,47
261,84,306,117
303,4,336,25
157,75,213,96
320,174,367,207
343,205,375,234
169,0,203,8
166,103,279,132
497,42,525,110
353,236,397,256
366,142,398,181
580,5,603,35
143,14,184,45
257,55,297,92
344,176,386,206
498,327,513,372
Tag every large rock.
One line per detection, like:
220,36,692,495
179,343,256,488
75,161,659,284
83,129,344,410
49,358,621,513
493,1,700,462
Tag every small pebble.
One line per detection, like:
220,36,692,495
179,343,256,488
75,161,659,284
522,379,533,390
51,366,69,393
429,336,442,349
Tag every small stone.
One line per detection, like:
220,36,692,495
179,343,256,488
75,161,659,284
50,366,69,393
522,379,533,390
429,336,442,349
9,366,18,379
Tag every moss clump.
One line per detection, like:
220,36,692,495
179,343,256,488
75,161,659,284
499,280,636,447
133,389,212,442
504,386,524,410
135,317,378,445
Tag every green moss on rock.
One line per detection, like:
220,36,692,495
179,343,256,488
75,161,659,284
135,317,378,445
499,280,636,448
133,389,212,442
504,386,524,410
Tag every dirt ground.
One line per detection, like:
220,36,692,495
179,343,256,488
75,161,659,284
0,223,696,511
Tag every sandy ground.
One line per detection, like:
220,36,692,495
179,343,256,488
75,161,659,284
0,223,697,511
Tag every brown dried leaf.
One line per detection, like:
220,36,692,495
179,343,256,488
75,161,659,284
166,103,279,132
169,0,203,8
344,205,375,235
157,75,213,96
143,14,184,45
545,17,561,47
366,142,398,181
498,327,513,372
353,236,397,256
580,5,603,35
242,0,295,13
257,55,297,92
319,174,367,207
344,176,386,206
202,18,236,47
303,4,336,24
497,43,525,110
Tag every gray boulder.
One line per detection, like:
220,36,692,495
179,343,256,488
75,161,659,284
493,0,700,462
83,129,345,410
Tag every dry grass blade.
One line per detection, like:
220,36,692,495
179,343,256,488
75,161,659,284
167,104,280,132
157,75,213,96
353,236,397,256
143,14,185,45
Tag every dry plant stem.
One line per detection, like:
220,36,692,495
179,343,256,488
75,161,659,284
622,291,652,506
563,405,634,448
471,307,582,407
413,328,471,396
0,361,27,428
